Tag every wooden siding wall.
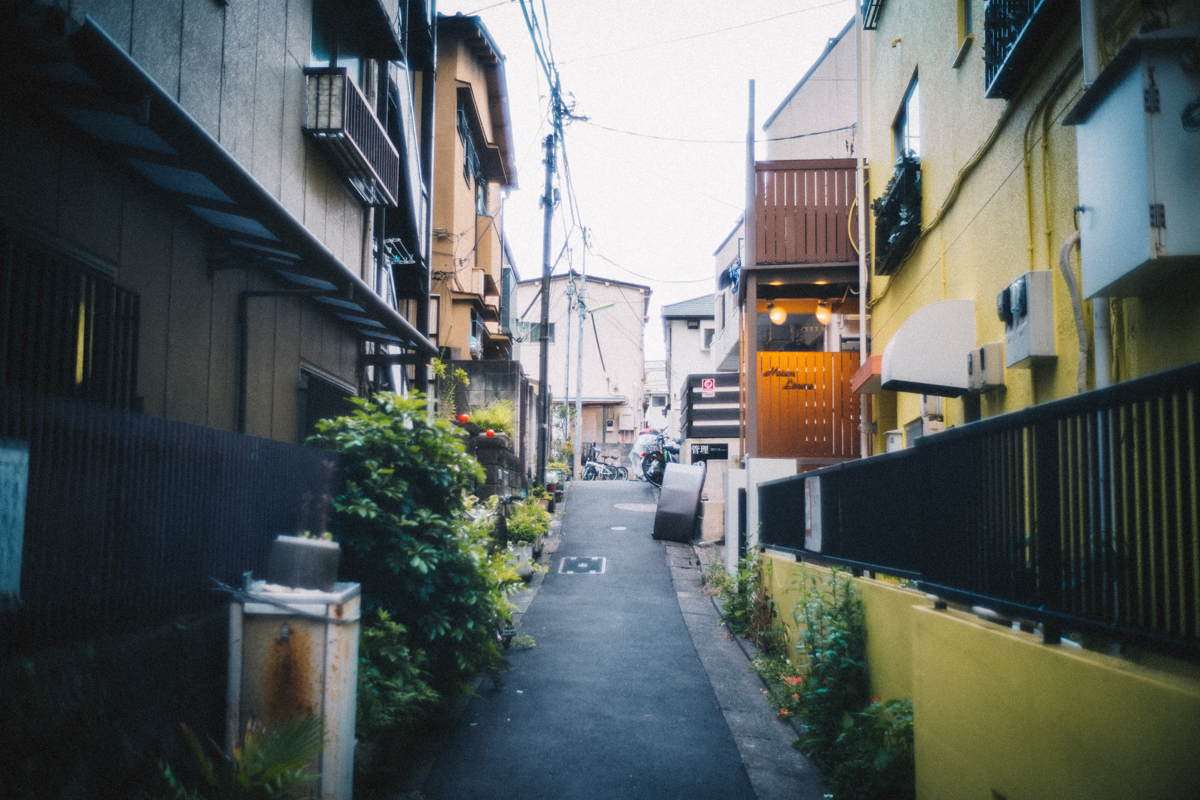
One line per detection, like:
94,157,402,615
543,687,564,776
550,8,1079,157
756,351,861,459
755,159,857,266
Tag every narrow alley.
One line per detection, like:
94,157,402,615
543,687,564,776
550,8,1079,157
419,481,822,800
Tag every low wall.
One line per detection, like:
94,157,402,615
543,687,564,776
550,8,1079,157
760,554,1200,800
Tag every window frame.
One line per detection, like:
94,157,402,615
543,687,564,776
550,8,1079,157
893,73,921,161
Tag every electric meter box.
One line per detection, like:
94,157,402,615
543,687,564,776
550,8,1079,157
1065,26,1200,299
968,342,1005,391
999,271,1055,368
229,580,361,800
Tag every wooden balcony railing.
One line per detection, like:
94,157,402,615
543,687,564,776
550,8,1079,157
304,67,400,207
755,159,858,267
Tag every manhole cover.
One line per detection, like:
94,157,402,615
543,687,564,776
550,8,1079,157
613,503,657,513
559,557,606,574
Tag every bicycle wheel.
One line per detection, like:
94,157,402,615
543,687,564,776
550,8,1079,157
616,466,628,480
642,453,665,487
583,465,597,481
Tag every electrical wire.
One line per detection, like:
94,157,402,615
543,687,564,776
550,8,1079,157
592,251,714,285
559,0,851,65
578,118,855,145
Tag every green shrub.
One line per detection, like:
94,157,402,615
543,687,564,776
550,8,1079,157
355,610,440,740
308,393,521,700
705,551,786,657
826,698,915,800
468,399,515,437
505,498,550,545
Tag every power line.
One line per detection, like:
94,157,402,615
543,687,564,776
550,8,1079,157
578,118,856,145
592,251,715,285
559,0,851,65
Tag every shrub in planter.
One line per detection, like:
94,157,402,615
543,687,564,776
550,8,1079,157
505,498,551,546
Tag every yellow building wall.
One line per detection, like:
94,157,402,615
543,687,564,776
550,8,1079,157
863,0,1200,451
761,554,1200,800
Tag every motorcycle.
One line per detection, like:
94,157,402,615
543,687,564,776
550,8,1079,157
639,432,679,488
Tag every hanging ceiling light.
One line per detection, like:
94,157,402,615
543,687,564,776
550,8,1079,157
815,300,832,325
767,302,788,325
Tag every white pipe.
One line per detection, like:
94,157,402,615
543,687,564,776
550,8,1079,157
1058,232,1088,393
854,1,870,457
1080,0,1102,88
1094,297,1112,388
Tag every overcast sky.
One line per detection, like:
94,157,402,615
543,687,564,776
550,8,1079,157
436,0,857,361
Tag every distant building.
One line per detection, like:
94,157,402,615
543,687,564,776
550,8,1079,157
514,273,649,459
642,359,670,433
661,294,717,437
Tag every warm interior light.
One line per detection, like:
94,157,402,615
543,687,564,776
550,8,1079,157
768,303,788,325
815,300,832,325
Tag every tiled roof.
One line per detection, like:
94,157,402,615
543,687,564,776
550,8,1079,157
662,294,715,319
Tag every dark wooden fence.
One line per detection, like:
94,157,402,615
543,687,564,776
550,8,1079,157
755,159,857,267
0,386,339,656
760,359,1200,654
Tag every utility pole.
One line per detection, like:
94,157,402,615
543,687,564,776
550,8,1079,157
535,130,556,486
563,268,574,443
573,228,588,480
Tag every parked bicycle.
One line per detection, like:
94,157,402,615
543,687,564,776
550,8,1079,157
639,432,679,488
582,454,627,481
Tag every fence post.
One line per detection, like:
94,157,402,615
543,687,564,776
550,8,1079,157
1034,418,1064,637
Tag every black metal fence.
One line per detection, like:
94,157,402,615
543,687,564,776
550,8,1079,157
760,360,1200,653
0,386,339,656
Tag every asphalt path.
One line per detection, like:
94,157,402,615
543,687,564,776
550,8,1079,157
422,480,758,800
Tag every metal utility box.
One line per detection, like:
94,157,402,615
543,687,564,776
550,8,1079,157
999,270,1055,368
968,342,1005,391
229,581,361,800
1065,27,1200,298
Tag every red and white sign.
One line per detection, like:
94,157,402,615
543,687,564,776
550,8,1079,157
700,378,716,398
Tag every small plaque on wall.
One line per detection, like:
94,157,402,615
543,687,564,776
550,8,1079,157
690,443,729,462
0,439,30,607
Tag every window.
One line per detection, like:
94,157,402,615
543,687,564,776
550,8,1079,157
0,226,140,410
298,369,355,443
686,319,700,330
703,328,715,349
720,292,726,330
311,0,363,84
894,75,920,160
651,395,666,408
515,321,554,343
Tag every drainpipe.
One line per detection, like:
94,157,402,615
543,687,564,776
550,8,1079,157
854,0,870,457
744,80,757,458
418,2,437,402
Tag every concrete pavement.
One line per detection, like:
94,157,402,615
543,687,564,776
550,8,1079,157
418,480,823,800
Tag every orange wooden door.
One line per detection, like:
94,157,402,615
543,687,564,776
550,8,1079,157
756,351,861,459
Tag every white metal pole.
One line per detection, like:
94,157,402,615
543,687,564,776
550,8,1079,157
573,229,588,479
854,2,870,457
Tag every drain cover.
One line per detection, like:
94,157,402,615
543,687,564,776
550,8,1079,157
559,557,606,574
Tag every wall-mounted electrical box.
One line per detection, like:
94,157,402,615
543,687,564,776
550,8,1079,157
1064,26,1200,298
968,342,1005,391
618,411,635,431
998,271,1055,368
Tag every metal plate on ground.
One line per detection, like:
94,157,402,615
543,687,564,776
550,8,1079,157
558,557,607,574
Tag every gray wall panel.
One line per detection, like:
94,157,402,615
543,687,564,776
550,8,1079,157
163,215,212,426
270,296,301,440
251,0,287,198
0,115,62,233
218,0,260,168
56,147,123,266
71,0,133,51
117,191,174,417
207,268,245,431
131,0,182,99
179,0,227,137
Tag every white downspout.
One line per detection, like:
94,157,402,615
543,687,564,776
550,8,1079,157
854,1,870,457
1081,0,1112,389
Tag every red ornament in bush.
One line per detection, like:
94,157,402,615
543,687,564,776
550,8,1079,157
485,429,495,437
457,413,469,424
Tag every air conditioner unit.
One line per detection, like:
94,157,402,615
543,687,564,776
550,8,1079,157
999,271,1054,368
967,342,1005,392
1065,27,1200,298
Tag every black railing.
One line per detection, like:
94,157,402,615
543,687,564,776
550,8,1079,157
760,360,1200,654
304,67,400,206
0,386,339,656
681,372,740,440
983,0,1067,99
871,154,921,276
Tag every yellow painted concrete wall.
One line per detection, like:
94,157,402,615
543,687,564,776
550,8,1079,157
760,554,1200,800
863,0,1200,450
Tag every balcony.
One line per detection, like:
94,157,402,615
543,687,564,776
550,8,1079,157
983,0,1070,99
476,214,503,299
872,154,921,276
754,159,858,268
304,67,400,207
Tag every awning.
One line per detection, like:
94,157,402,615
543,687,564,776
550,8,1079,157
880,300,974,397
10,13,435,357
851,354,882,394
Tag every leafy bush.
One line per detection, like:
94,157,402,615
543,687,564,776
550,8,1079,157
825,699,915,800
704,551,786,657
355,610,439,740
468,399,515,437
792,567,872,768
308,393,520,700
157,716,324,800
505,497,551,545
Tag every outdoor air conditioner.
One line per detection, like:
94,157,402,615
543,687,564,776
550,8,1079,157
1065,27,1200,298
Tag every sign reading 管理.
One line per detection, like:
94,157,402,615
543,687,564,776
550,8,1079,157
690,443,729,462
0,439,30,607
